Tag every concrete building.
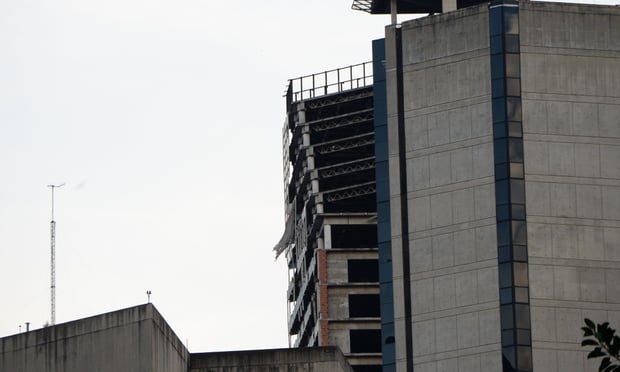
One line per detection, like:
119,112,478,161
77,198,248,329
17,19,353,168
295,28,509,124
277,64,382,371
0,304,187,372
0,304,353,372
363,1,620,371
191,347,353,372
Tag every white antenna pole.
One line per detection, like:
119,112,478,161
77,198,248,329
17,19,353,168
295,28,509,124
390,0,397,25
47,183,65,326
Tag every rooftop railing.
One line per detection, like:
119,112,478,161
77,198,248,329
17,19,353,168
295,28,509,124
286,62,373,104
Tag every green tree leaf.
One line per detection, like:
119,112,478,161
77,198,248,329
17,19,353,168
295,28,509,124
586,318,596,329
610,336,620,358
582,318,620,370
583,339,600,347
589,347,607,359
600,323,614,344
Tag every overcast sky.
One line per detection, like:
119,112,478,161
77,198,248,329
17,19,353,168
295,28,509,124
0,0,616,353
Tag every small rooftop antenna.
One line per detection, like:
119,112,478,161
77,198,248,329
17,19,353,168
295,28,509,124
48,183,65,325
391,0,397,24
146,290,152,303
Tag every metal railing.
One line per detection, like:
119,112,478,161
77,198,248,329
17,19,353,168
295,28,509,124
286,62,373,104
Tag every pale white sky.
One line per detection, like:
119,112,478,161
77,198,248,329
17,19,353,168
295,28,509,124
0,0,616,353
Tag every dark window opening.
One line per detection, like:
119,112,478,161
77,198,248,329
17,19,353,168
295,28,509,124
350,329,381,353
348,259,379,283
457,0,488,9
304,93,373,122
324,193,377,213
332,224,378,249
320,168,375,191
311,120,374,144
314,143,375,168
349,294,380,317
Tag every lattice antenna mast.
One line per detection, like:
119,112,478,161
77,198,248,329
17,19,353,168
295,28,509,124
47,183,64,325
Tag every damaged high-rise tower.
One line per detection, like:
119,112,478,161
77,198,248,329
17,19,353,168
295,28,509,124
275,64,382,371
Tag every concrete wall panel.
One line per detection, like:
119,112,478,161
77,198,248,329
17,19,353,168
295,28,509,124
521,2,620,371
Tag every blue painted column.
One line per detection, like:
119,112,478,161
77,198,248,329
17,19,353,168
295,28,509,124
373,38,396,372
489,2,533,371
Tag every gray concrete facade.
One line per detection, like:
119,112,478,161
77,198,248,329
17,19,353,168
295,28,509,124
0,304,189,372
519,2,620,371
384,2,620,371
386,5,502,371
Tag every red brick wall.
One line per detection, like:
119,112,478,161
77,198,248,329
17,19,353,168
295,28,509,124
317,249,329,346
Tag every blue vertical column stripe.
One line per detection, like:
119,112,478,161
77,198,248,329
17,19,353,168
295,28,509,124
488,2,533,371
372,38,396,372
